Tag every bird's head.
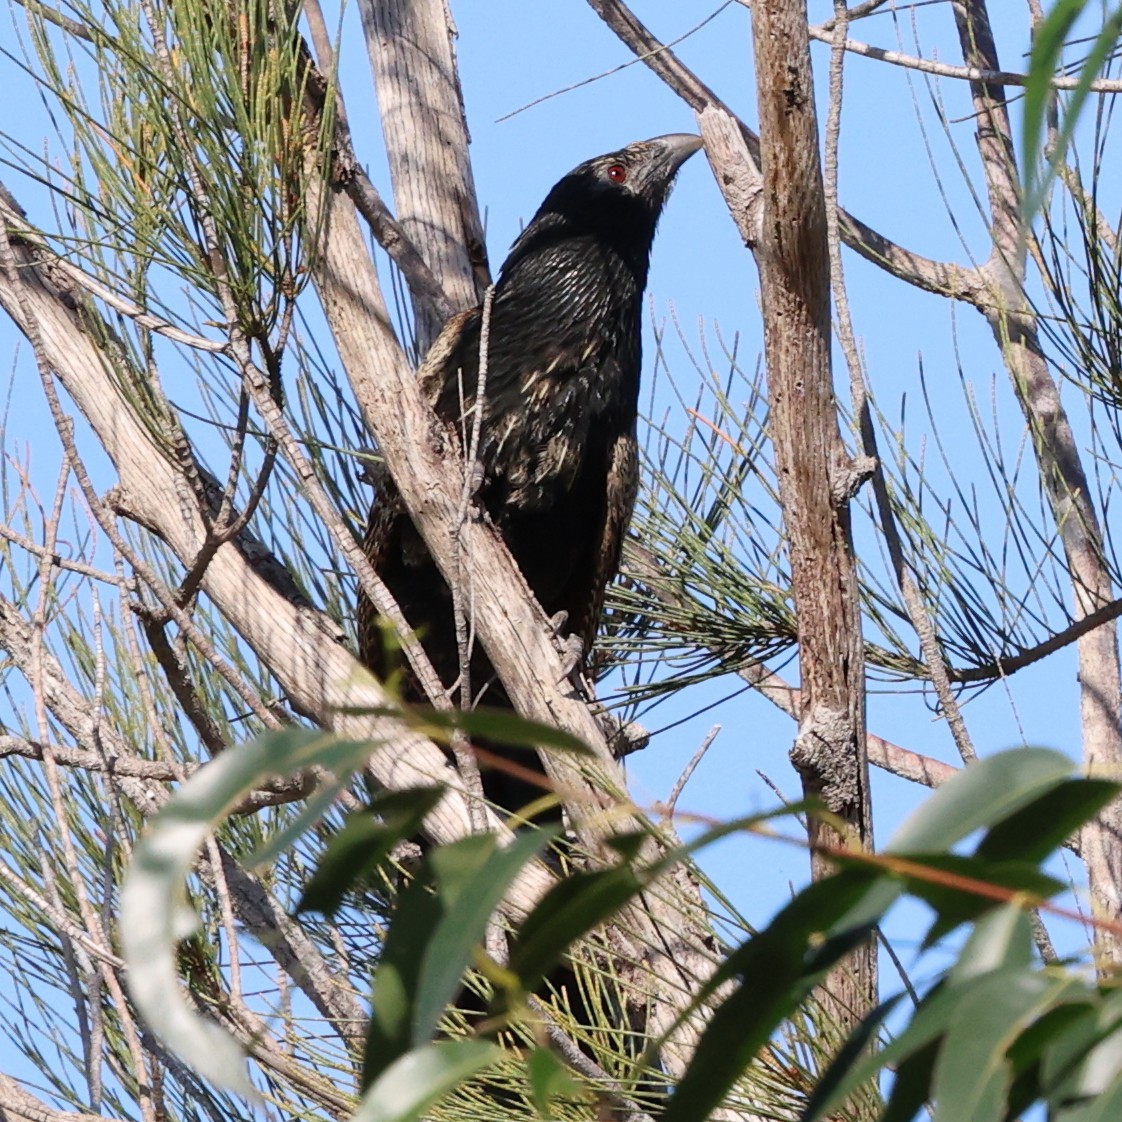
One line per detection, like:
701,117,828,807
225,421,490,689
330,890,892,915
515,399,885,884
501,133,703,287
539,133,703,229
571,133,704,210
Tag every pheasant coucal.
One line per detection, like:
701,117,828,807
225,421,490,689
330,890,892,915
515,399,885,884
358,133,703,815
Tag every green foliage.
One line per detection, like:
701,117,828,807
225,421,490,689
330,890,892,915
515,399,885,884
353,1041,504,1122
361,830,555,1089
296,787,446,917
658,748,1122,1122
123,736,1122,1121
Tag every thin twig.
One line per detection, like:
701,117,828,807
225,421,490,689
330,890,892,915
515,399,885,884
0,522,119,584
667,725,720,815
623,541,957,788
10,0,95,41
805,21,1122,94
450,286,496,828
496,2,736,123
0,178,161,1122
585,0,985,301
303,0,455,328
2,207,226,351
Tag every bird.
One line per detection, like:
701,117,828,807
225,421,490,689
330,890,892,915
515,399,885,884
358,133,703,816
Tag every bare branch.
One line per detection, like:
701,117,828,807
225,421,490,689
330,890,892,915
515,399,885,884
823,1,976,765
805,21,1122,94
0,1074,119,1122
302,0,456,326
359,0,489,351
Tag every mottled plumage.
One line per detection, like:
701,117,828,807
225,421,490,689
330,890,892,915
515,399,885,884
359,134,702,806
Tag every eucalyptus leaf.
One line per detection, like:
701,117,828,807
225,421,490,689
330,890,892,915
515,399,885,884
931,971,1065,1122
417,828,554,1040
887,748,1073,854
353,1041,504,1122
663,871,883,1122
296,786,446,916
975,779,1120,864
120,727,370,1096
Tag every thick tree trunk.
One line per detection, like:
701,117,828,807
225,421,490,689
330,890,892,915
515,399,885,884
749,0,876,1033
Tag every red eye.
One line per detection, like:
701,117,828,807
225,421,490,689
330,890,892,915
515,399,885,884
606,163,628,183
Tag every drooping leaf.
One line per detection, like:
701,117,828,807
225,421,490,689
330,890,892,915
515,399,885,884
887,748,1074,854
1022,3,1122,222
1043,988,1122,1109
974,779,1120,864
121,727,375,1096
948,903,1035,982
505,861,647,1001
880,1040,941,1122
663,870,885,1122
353,1040,504,1122
297,786,446,916
417,828,555,1041
799,994,905,1122
365,865,445,1086
805,980,950,1121
931,971,1071,1122
1005,1000,1098,1117
908,856,1064,948
1022,0,1088,218
363,828,555,1086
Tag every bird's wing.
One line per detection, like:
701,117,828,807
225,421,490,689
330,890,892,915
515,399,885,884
576,424,639,654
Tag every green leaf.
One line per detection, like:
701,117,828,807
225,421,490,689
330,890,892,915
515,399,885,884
1022,0,1088,219
1044,988,1122,1107
663,871,885,1122
799,994,905,1122
931,971,1070,1122
881,1040,941,1122
364,829,555,1086
297,787,446,916
506,862,646,1000
887,748,1074,854
975,779,1120,865
527,1046,583,1117
949,903,1035,982
1059,1079,1122,1122
418,828,554,1040
502,806,820,1014
1005,998,1097,1117
805,982,957,1121
353,1041,504,1122
1023,3,1122,222
905,856,1064,948
121,728,374,1096
365,867,444,1086
249,732,390,868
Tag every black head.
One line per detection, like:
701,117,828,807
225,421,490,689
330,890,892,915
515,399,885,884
499,133,703,286
543,133,703,220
